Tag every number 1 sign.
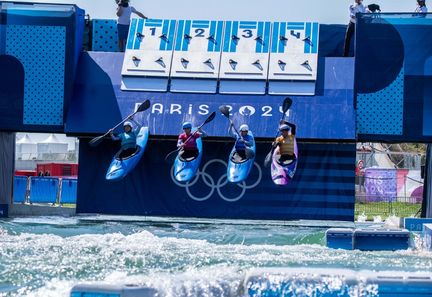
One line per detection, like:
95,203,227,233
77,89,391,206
121,19,177,79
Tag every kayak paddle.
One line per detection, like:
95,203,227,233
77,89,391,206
263,97,293,168
89,99,151,147
165,111,216,162
219,105,255,160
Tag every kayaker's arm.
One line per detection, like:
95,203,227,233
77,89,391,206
177,137,184,148
243,136,254,148
197,128,207,138
109,129,120,141
272,136,282,148
128,116,142,133
228,123,237,139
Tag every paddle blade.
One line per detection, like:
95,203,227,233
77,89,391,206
218,105,230,118
245,148,255,160
137,99,151,112
164,148,179,163
282,97,293,113
263,148,274,168
204,111,216,124
89,133,107,147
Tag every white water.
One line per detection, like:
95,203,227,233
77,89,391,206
0,217,431,296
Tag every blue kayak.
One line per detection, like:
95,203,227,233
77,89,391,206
227,131,256,183
173,136,202,182
106,127,149,181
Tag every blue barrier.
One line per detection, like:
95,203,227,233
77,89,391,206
29,177,59,204
244,268,432,297
60,178,78,204
404,217,432,232
13,176,28,203
425,224,432,251
353,229,410,251
326,228,353,250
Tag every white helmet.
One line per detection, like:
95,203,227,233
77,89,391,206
123,121,133,128
239,124,249,132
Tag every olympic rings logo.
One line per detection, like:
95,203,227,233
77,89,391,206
170,159,262,202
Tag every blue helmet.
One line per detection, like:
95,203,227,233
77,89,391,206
182,122,192,129
279,124,290,131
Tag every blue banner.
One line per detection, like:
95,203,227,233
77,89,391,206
67,52,355,140
77,140,355,221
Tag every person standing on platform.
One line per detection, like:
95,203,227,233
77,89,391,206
415,0,428,14
343,0,367,57
116,0,147,52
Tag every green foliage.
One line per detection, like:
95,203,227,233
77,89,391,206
355,202,421,221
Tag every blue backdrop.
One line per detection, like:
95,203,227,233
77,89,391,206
66,52,355,140
356,13,432,142
77,139,355,221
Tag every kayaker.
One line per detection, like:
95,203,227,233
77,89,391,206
229,123,254,160
273,121,297,164
109,116,141,159
177,122,207,160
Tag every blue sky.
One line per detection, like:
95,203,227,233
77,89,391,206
14,0,418,24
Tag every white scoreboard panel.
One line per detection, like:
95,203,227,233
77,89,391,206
119,19,321,95
171,20,224,79
269,22,319,81
121,19,177,78
219,21,272,80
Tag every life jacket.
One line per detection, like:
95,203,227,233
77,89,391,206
120,131,137,150
276,135,295,155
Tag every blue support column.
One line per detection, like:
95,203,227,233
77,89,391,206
422,144,432,218
0,132,15,217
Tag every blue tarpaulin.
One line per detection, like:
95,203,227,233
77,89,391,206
60,178,78,204
13,176,27,203
29,177,59,204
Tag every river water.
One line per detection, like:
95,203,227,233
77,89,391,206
0,216,431,296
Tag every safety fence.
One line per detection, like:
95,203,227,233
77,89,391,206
13,176,77,205
355,168,423,218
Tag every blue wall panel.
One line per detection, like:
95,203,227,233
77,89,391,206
29,177,59,204
357,68,404,135
92,19,119,52
356,13,432,142
60,178,77,204
0,2,84,132
5,25,65,125
66,52,355,140
77,140,355,221
13,176,28,203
